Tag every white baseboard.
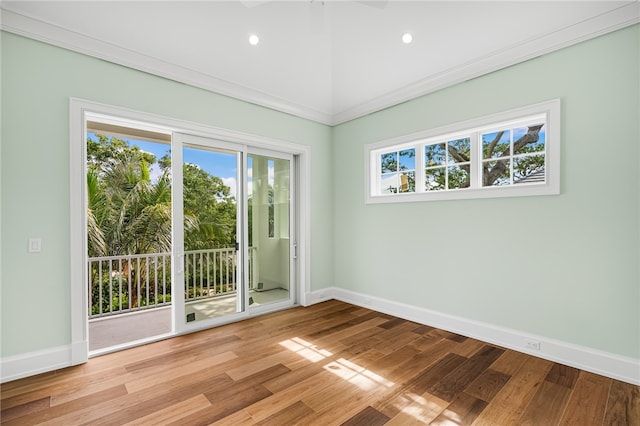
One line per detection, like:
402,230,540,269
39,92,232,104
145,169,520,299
1,344,74,383
303,289,334,306
308,287,640,386
4,292,638,386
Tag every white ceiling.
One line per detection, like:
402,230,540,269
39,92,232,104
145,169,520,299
2,1,639,125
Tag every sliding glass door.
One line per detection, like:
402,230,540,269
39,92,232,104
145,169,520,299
172,136,295,331
182,144,242,323
83,117,298,354
85,120,175,352
172,134,244,328
247,152,294,308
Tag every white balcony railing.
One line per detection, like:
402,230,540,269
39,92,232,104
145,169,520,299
88,247,256,319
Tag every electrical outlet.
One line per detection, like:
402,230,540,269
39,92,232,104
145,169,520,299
525,339,541,350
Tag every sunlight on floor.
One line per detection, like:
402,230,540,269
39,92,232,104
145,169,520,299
280,336,395,392
324,358,395,391
392,391,451,424
279,337,332,362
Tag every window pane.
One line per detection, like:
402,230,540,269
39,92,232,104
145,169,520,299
425,168,445,191
482,130,510,159
514,154,545,184
483,160,510,186
425,143,446,167
448,165,470,189
381,152,397,173
399,149,415,171
513,124,545,155
381,173,398,194
399,171,415,193
448,138,471,164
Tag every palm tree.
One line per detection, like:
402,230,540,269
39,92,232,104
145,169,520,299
87,140,198,311
87,168,108,258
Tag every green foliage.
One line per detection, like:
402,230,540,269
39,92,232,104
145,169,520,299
87,134,238,313
87,134,156,169
87,134,237,256
182,163,237,249
381,152,398,173
87,134,174,256
90,292,173,316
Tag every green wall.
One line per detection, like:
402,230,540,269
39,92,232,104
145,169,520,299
0,32,333,357
332,24,639,359
2,24,638,365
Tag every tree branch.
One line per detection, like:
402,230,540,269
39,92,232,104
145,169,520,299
499,124,543,157
487,131,505,158
447,144,469,163
485,159,508,186
486,124,544,185
514,124,543,153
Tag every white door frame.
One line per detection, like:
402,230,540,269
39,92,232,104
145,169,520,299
70,98,311,363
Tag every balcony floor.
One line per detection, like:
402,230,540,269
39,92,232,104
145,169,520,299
89,288,289,352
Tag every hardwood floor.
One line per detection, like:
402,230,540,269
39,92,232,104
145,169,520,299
2,300,638,425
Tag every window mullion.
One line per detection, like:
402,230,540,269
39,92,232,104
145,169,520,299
470,132,480,189
418,143,425,192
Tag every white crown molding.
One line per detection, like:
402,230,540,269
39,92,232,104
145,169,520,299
1,4,638,126
0,9,334,125
307,287,640,386
331,2,640,125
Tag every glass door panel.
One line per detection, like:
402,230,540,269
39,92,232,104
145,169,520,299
85,124,174,352
182,145,241,323
247,154,291,307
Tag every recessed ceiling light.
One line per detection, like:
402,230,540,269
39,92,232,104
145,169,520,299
249,34,260,46
402,33,413,44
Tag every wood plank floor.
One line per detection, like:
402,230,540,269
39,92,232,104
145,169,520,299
2,300,638,425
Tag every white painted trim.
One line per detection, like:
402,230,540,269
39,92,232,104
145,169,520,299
305,289,335,306
1,345,74,383
316,287,640,386
0,9,333,125
2,5,637,126
69,98,89,367
333,2,640,124
297,148,312,308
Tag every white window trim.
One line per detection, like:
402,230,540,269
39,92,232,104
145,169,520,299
365,99,561,204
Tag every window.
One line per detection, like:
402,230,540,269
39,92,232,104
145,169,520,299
380,148,415,194
365,99,560,203
424,137,471,191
